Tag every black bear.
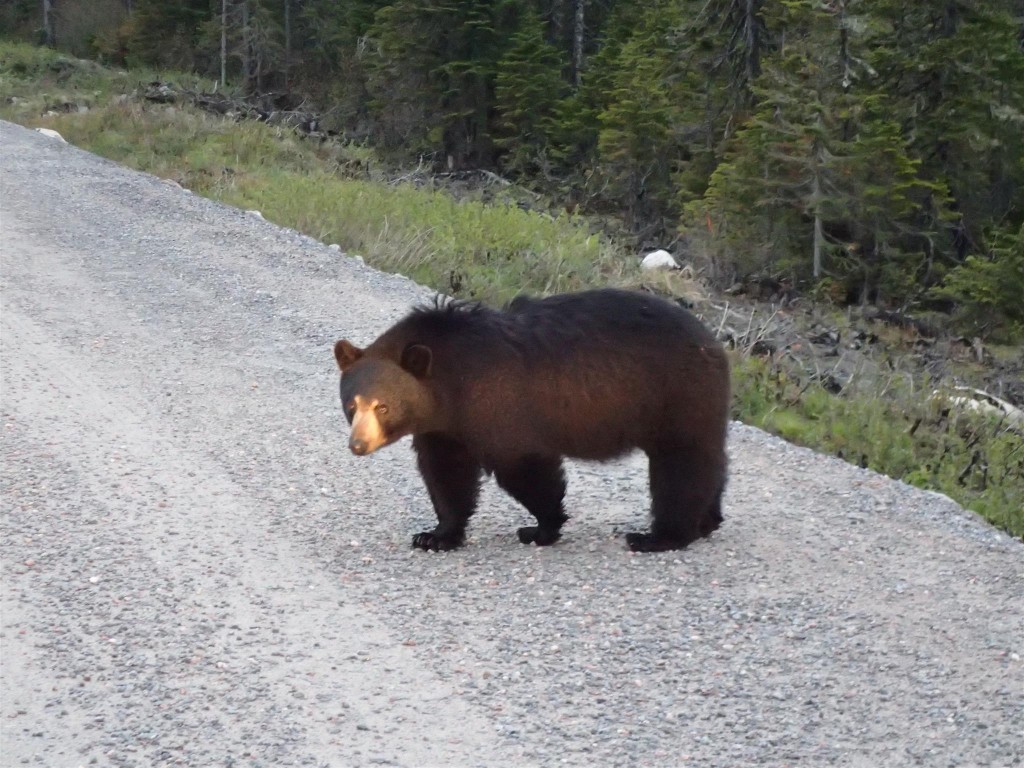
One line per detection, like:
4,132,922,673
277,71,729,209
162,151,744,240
333,287,730,553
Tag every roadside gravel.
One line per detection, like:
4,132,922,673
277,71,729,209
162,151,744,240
2,120,1022,767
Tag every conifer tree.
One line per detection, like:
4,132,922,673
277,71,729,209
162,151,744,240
547,1,644,177
127,0,212,69
689,0,950,296
691,0,855,281
493,9,569,174
365,0,514,166
595,1,683,232
932,223,1024,340
866,0,1024,260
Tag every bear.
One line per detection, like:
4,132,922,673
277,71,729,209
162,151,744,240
333,287,731,553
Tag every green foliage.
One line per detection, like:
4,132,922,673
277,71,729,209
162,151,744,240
222,171,623,304
0,0,37,40
493,10,569,174
595,1,683,230
0,40,196,117
364,0,515,166
686,0,984,302
867,1,1024,256
932,224,1024,341
126,0,212,70
15,1,1021,315
562,1,644,166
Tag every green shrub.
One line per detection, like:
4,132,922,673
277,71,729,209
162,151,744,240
931,224,1024,342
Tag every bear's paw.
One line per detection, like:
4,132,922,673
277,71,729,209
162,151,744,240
516,526,562,547
411,530,464,552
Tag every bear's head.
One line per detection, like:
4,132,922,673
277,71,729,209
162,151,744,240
333,339,436,456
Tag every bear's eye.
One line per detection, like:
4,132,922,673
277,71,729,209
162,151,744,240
375,403,389,416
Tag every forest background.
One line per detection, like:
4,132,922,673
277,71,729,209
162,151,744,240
1,0,1022,535
5,0,1024,318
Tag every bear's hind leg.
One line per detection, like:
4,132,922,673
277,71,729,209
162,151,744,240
699,484,725,538
626,449,724,553
494,456,568,546
412,434,482,551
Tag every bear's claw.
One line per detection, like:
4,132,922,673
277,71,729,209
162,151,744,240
412,531,463,551
517,526,562,546
625,532,690,553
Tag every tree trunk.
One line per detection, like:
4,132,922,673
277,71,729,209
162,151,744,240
812,173,824,278
744,0,760,83
284,0,291,89
219,0,229,89
42,0,55,46
572,0,585,87
551,0,564,44
241,0,253,94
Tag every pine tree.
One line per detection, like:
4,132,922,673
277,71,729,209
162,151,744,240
595,1,685,232
493,9,569,174
292,0,388,123
298,0,387,72
666,0,764,211
932,223,1024,340
866,0,1024,262
843,96,952,303
688,0,950,297
690,0,855,281
364,0,518,167
361,0,449,156
127,0,212,69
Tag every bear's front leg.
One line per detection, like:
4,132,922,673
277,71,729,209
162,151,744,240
411,434,482,552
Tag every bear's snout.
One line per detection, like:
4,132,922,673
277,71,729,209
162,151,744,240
349,438,369,455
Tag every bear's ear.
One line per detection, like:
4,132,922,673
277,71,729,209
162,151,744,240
334,339,364,372
400,344,432,378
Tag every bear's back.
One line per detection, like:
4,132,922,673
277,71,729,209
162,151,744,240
373,289,728,463
506,288,718,350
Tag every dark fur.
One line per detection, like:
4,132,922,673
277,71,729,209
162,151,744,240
335,287,731,553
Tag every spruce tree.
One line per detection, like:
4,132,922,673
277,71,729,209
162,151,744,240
595,1,684,232
365,0,519,167
688,0,950,298
866,0,1024,262
493,9,570,174
127,0,213,69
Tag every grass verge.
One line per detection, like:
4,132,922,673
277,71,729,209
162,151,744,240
2,40,1020,538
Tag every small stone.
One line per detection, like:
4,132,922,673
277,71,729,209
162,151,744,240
640,249,679,271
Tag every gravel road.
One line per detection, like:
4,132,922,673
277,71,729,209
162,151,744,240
1,119,1022,768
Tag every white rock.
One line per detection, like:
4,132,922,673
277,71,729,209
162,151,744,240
34,127,66,143
246,210,264,220
640,249,678,271
328,244,341,251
